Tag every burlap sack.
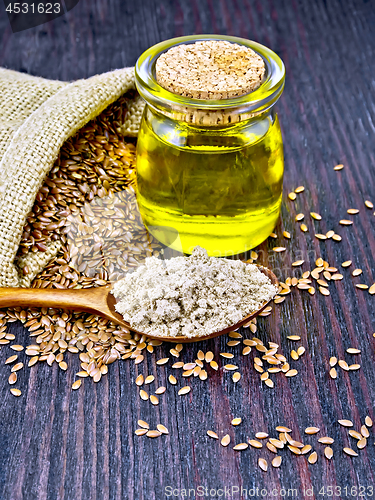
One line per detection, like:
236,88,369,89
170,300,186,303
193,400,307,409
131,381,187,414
0,67,144,288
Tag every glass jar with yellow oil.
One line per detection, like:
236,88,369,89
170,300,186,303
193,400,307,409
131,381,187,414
135,35,285,256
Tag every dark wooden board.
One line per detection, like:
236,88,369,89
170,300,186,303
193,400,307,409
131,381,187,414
0,0,374,498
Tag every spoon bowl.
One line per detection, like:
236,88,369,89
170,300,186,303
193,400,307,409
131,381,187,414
0,266,278,343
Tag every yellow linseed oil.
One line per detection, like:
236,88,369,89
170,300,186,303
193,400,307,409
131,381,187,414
136,110,284,256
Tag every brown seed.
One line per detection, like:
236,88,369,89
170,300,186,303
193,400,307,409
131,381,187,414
231,417,242,426
155,386,166,395
338,419,353,427
233,443,248,451
242,346,251,356
72,380,82,390
347,208,359,214
332,234,342,241
329,356,338,367
156,358,169,365
285,369,298,377
346,348,361,354
168,375,177,385
343,447,358,457
248,439,263,449
357,438,367,449
308,451,318,464
319,286,330,296
264,378,274,388
140,390,148,401
11,362,24,372
364,200,374,209
288,445,302,455
361,425,369,438
318,437,334,444
356,284,368,290
273,247,286,252
258,458,268,471
221,434,230,447
331,273,343,280
146,430,161,438
329,368,337,379
255,432,269,439
207,430,218,439
138,420,149,429
300,223,308,232
291,350,299,360
205,351,214,362
150,395,159,405
8,372,17,385
352,268,362,276
324,447,333,459
294,186,305,193
292,260,304,267
269,232,277,238
295,213,304,221
342,260,352,268
10,345,24,352
135,374,144,386
224,364,238,371
305,427,320,435
276,426,292,433
338,360,349,371
267,443,277,453
157,424,169,434
269,438,284,449
5,355,18,364
210,360,219,371
10,388,21,397
288,192,297,201
287,335,301,341
334,164,344,170
326,230,335,238
349,430,362,440
301,445,312,454
315,233,327,240
178,386,191,396
365,416,373,427
340,219,353,225
369,283,375,295
349,363,360,371
232,372,241,383
310,212,322,220
283,230,291,239
135,429,148,436
272,456,282,468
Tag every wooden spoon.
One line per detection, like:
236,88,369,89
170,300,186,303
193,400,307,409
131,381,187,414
0,266,278,343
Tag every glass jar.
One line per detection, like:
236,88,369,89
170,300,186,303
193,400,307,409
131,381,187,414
135,35,285,256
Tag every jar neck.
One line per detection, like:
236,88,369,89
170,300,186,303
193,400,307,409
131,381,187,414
135,35,285,127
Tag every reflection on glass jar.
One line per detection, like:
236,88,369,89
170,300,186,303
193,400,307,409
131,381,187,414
135,35,285,256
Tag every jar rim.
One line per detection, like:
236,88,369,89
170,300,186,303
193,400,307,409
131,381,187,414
135,35,285,117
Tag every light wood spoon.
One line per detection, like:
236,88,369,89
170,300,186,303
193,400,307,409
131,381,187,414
0,266,278,343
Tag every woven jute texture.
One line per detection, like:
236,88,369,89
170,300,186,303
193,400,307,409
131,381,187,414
0,67,144,287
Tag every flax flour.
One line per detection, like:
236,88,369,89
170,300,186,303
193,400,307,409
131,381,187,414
112,247,276,338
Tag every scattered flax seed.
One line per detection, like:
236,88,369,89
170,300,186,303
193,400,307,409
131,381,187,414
224,364,238,371
172,362,184,369
352,269,362,276
349,430,362,440
199,370,208,381
342,260,352,268
319,287,330,296
329,368,337,379
326,230,335,238
232,372,241,383
258,458,268,471
157,424,169,434
72,380,81,390
346,348,361,354
292,260,304,267
343,447,358,457
28,357,38,367
288,445,301,455
233,443,248,451
276,426,292,433
340,220,353,225
300,224,308,232
283,231,291,239
255,432,268,439
205,351,214,362
315,234,327,240
305,427,320,435
365,416,373,427
329,357,338,367
364,200,374,209
155,386,166,395
338,419,353,427
156,358,169,365
228,332,242,339
220,352,234,359
287,335,301,341
135,374,144,386
227,340,240,347
272,456,282,468
338,360,349,371
285,369,298,377
273,247,286,252
178,386,191,396
331,273,343,280
288,192,297,201
10,388,21,396
325,447,333,459
231,418,242,426
334,164,344,170
369,284,375,294
135,428,148,436
11,362,24,372
207,430,219,439
242,346,251,356
5,355,18,364
76,371,89,378
144,375,155,384
221,434,231,447
267,442,277,453
361,425,369,438
310,212,322,220
295,186,305,193
146,430,161,438
295,213,304,221
318,437,334,444
150,395,159,405
356,284,368,290
301,445,312,454
347,209,359,215
308,287,316,295
265,379,274,388
168,375,177,385
332,234,342,241
291,350,299,361
8,373,17,385
297,346,305,356
269,232,277,238
138,420,149,429
308,451,318,464
10,345,24,352
210,361,219,370
249,439,263,449
140,390,149,401
316,258,324,267
357,439,367,449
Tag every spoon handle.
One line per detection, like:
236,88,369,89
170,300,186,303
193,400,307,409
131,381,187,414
0,287,108,313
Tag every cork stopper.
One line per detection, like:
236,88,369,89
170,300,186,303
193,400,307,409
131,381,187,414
155,40,266,100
